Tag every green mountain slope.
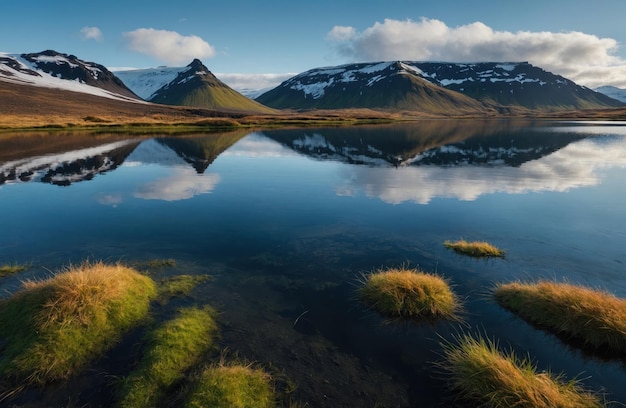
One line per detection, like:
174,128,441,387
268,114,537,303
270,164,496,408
149,59,275,114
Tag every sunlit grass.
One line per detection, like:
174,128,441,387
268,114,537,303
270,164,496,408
184,362,274,408
441,333,604,407
444,239,505,258
117,306,219,408
0,263,28,277
494,280,626,354
359,266,460,322
0,261,156,384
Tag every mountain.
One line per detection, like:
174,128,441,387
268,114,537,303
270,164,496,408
146,59,275,113
113,66,187,100
0,50,140,101
256,61,489,114
256,61,624,112
416,61,624,110
594,86,626,103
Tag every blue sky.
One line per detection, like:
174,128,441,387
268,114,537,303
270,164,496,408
3,0,626,89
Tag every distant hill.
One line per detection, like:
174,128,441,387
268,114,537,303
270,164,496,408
256,61,625,112
146,59,275,113
594,85,626,103
114,66,187,100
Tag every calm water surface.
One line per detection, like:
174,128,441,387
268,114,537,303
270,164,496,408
1,120,625,407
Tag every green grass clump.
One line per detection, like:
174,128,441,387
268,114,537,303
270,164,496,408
359,266,460,322
441,333,604,407
134,258,177,270
494,280,626,354
184,363,274,408
444,239,505,258
117,306,219,408
0,263,28,277
0,261,157,384
157,274,212,300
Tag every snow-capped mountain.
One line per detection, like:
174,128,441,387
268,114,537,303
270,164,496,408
594,86,626,103
144,59,274,113
257,61,624,111
0,50,141,102
256,61,487,113
113,66,187,100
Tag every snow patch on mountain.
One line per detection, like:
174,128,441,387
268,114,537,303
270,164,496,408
113,66,186,99
594,85,626,102
0,53,142,102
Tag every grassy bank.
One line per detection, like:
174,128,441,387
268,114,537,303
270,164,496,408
494,280,626,354
117,306,219,408
0,261,156,384
359,266,460,322
441,333,604,407
444,239,505,258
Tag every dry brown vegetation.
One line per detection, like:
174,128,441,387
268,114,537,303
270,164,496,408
3,80,624,131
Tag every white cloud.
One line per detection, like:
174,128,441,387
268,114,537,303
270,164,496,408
327,18,626,88
80,26,103,42
216,73,296,93
336,133,626,205
134,168,220,201
327,26,357,42
124,28,215,65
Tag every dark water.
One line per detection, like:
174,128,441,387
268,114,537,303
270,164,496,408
1,120,625,407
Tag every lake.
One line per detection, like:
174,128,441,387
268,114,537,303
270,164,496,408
0,119,625,407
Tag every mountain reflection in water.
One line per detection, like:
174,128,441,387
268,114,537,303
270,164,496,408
0,120,625,407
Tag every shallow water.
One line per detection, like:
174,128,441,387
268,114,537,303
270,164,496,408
1,120,625,407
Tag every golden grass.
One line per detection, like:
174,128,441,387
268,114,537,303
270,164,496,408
0,263,28,277
117,306,219,408
441,333,604,407
0,261,156,384
359,266,460,322
494,281,626,354
184,362,274,408
444,239,505,258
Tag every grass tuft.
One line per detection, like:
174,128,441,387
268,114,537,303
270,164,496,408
133,258,177,270
444,239,505,258
494,280,626,355
0,263,28,277
157,274,212,301
0,261,157,384
440,333,604,407
117,306,219,408
184,362,274,408
359,266,460,322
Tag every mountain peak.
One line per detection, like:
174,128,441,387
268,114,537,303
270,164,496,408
146,59,274,113
188,58,206,68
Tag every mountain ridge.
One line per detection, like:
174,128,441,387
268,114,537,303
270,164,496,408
256,61,624,112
